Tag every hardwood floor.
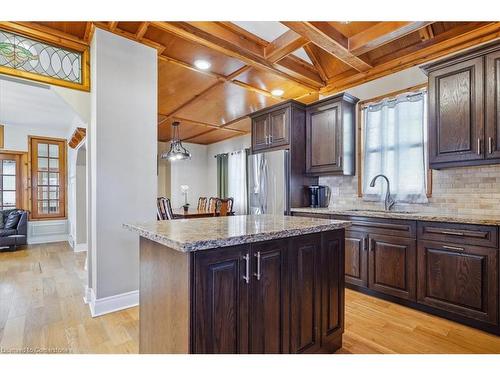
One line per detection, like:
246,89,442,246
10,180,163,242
0,242,138,354
1,242,500,354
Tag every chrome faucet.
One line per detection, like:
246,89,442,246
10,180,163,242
369,174,395,211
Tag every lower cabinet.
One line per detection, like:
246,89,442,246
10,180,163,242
345,230,368,287
193,245,250,354
368,234,416,301
417,240,499,326
193,231,345,354
292,211,500,334
249,239,288,354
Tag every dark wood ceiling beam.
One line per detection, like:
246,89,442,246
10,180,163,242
265,30,309,63
136,21,150,40
348,21,434,55
282,21,372,72
150,21,323,90
321,22,500,94
109,21,118,32
302,44,329,82
419,25,435,42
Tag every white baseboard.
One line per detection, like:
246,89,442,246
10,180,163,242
28,234,69,244
83,286,93,305
73,243,87,252
88,289,139,317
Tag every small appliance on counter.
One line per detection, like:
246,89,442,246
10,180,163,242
307,185,331,208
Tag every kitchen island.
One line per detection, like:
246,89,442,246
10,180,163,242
124,214,351,354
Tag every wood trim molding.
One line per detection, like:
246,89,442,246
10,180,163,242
0,22,91,91
68,127,87,149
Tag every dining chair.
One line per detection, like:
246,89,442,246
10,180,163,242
197,197,208,212
157,197,174,220
216,198,232,216
208,197,218,214
226,197,235,215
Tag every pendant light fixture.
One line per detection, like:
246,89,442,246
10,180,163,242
161,121,191,161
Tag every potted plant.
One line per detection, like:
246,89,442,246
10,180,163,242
181,185,190,213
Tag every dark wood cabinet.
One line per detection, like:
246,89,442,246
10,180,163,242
417,240,498,326
320,230,345,351
190,230,346,354
269,107,289,148
486,49,500,159
368,233,416,301
193,245,250,354
292,211,500,334
289,233,322,353
427,57,484,166
344,230,368,287
252,113,270,152
249,239,288,354
251,102,297,152
423,40,500,169
306,93,358,176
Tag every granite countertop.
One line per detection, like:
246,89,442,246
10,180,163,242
124,214,351,252
291,207,500,226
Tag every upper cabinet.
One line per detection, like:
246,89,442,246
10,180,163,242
250,101,298,153
423,40,500,169
305,93,358,176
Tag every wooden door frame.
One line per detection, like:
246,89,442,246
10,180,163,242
0,150,28,210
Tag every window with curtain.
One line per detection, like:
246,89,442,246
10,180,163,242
216,153,228,199
30,136,66,219
362,90,428,203
227,150,248,215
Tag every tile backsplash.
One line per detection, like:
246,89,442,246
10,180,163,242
319,164,500,218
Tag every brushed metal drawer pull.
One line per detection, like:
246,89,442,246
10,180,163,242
489,137,493,154
439,230,465,236
442,245,465,252
242,254,250,284
477,138,481,155
254,251,261,281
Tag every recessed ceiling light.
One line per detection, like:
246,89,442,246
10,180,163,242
271,89,284,97
194,59,211,70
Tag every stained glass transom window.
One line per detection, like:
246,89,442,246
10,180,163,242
0,29,82,84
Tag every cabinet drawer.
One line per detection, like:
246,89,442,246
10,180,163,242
292,212,332,219
418,221,498,248
417,240,498,326
332,215,416,238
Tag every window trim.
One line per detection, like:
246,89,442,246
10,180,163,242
0,150,27,210
356,83,432,198
29,135,67,220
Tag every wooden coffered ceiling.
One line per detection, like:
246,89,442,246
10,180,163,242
8,21,500,144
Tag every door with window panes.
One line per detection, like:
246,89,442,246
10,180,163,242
30,137,66,219
0,153,22,210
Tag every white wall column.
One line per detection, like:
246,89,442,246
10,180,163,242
88,28,157,316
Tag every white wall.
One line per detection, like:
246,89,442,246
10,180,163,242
169,142,208,209
89,29,157,310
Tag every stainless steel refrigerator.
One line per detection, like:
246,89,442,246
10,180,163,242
247,149,289,215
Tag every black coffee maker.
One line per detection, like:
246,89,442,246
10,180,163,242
307,185,331,208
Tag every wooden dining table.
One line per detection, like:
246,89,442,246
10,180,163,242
172,208,215,219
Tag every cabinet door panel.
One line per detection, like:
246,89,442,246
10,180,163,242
269,108,289,147
368,234,416,301
250,240,288,354
306,102,342,174
486,50,500,159
417,241,498,325
345,230,368,287
289,233,321,353
321,230,345,350
252,114,269,151
193,246,249,354
428,57,484,166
